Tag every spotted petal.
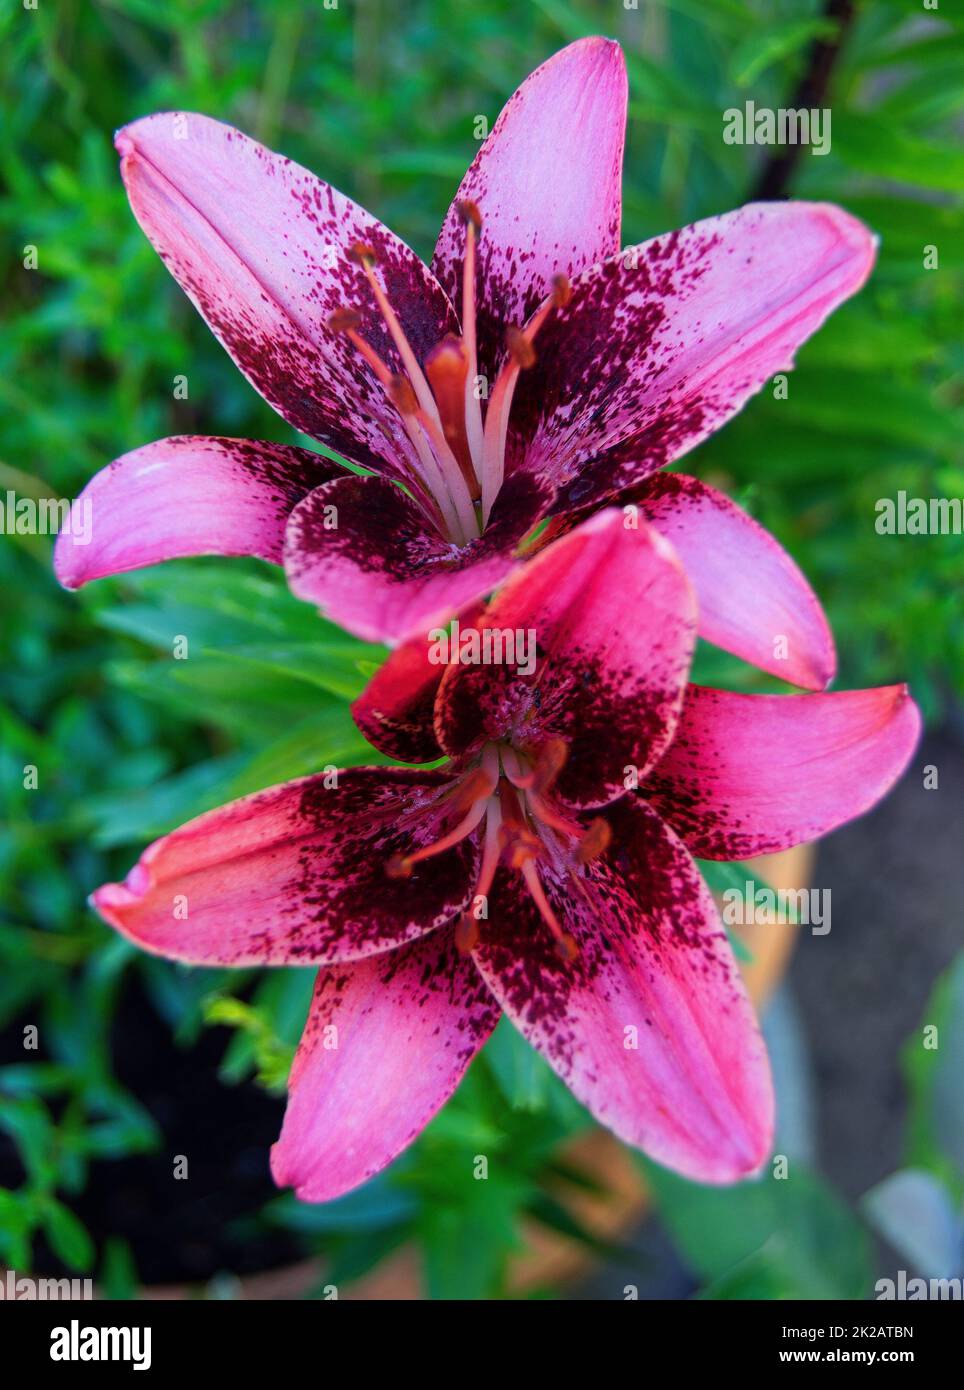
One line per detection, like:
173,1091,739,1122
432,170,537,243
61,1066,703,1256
471,798,773,1183
271,933,500,1202
284,471,549,645
640,684,921,859
508,202,876,511
54,436,335,589
433,37,627,383
92,768,478,966
631,472,836,690
351,602,486,764
435,510,697,808
116,112,458,482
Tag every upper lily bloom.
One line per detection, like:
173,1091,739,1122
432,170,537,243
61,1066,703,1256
56,37,873,690
90,512,920,1200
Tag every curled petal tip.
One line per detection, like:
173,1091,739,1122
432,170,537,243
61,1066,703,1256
52,534,83,591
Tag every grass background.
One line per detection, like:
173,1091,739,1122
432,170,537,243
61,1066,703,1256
1,0,961,1297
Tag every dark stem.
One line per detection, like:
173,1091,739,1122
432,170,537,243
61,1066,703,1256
750,0,857,201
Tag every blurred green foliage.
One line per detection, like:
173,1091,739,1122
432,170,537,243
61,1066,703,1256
1,0,961,1296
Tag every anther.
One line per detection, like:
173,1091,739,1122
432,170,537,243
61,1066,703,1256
554,932,579,963
347,242,378,267
386,853,413,879
456,199,482,233
530,737,568,795
506,326,537,370
500,822,542,869
388,373,419,416
327,308,362,333
552,273,572,308
455,913,481,955
576,817,612,865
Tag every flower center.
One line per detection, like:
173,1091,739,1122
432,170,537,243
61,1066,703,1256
387,738,610,962
328,206,570,545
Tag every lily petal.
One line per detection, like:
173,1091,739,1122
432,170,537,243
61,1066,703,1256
116,113,457,481
284,472,548,645
436,510,697,808
350,607,486,764
433,37,627,382
640,683,921,859
632,472,836,689
271,932,499,1203
472,798,773,1183
92,769,478,966
509,202,876,511
54,436,335,589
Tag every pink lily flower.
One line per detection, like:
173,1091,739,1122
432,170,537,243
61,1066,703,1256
90,513,920,1200
55,37,874,690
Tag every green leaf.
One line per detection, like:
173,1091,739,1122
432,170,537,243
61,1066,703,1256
41,1198,96,1273
647,1163,873,1299
730,19,835,88
903,950,964,1188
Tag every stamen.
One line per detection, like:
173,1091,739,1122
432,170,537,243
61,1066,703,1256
456,199,482,233
388,373,420,416
498,780,542,868
479,278,569,524
386,794,488,878
351,245,443,431
455,914,480,953
455,794,502,956
520,857,579,962
328,310,472,541
327,308,394,385
386,751,499,881
328,308,362,333
347,242,378,268
412,404,481,540
552,272,572,307
525,791,582,840
450,763,499,812
505,326,536,370
529,738,568,795
457,203,486,479
575,816,612,865
343,247,481,539
386,378,466,543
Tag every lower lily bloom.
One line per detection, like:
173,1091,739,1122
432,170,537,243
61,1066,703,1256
91,513,920,1199
54,36,873,691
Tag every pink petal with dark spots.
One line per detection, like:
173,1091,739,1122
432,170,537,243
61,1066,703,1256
271,933,500,1202
92,768,479,966
435,511,697,808
284,471,549,645
116,113,458,482
432,37,627,383
508,202,876,511
640,683,921,859
351,603,484,764
54,435,335,589
631,472,835,690
471,799,773,1183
